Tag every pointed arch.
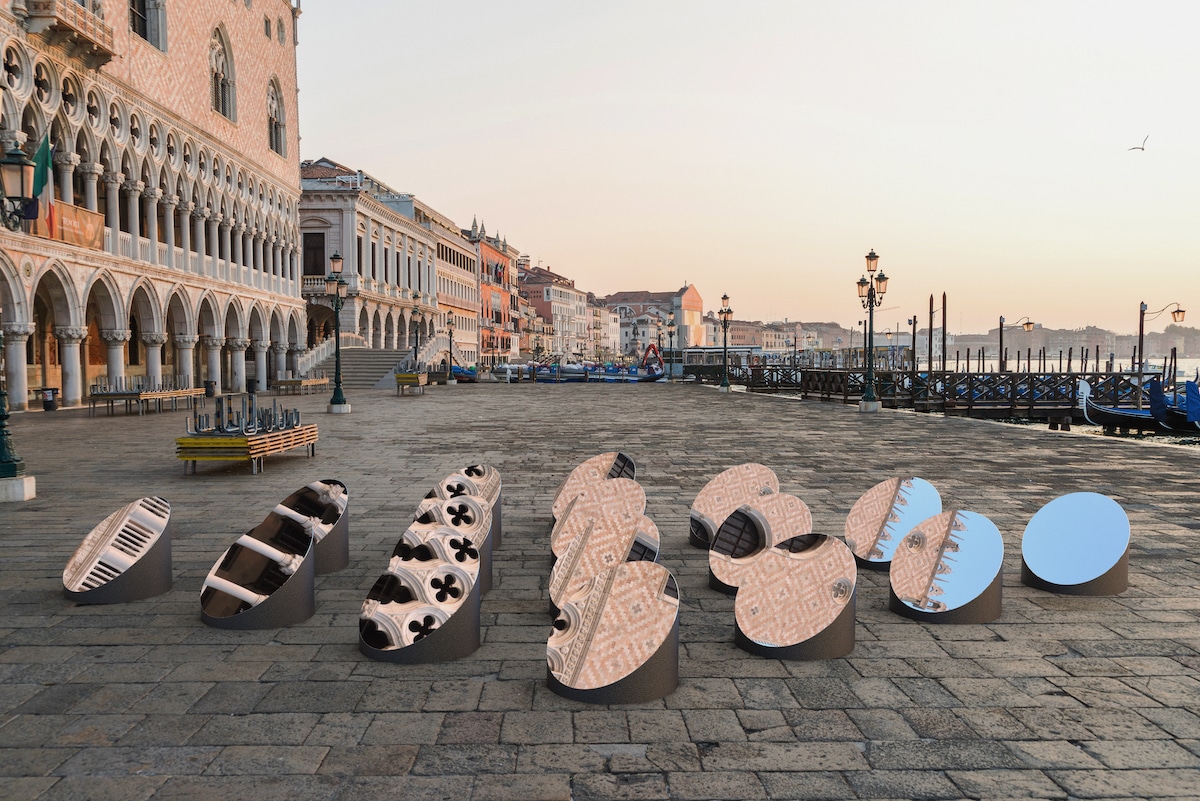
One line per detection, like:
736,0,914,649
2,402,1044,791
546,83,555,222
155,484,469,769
209,27,236,121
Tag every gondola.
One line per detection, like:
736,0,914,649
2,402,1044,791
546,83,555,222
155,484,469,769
1146,379,1200,433
1079,379,1169,433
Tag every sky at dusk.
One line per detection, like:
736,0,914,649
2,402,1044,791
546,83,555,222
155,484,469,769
295,2,1199,336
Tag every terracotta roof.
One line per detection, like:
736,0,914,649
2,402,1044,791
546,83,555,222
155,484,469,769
300,157,356,179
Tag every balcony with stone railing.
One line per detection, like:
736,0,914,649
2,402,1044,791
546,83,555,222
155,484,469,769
25,0,116,68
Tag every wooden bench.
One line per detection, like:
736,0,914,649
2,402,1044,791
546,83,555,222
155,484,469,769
274,377,330,395
176,423,319,475
90,387,206,417
395,372,428,396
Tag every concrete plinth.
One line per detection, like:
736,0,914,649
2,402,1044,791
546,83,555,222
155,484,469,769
858,400,882,413
327,403,352,414
0,475,35,502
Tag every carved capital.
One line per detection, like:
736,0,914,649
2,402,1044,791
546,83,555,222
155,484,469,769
103,171,125,189
140,332,168,346
173,334,200,347
79,162,105,178
54,152,81,170
2,323,35,341
226,337,251,351
193,207,211,220
160,194,179,209
252,341,271,353
122,179,145,196
142,187,162,203
271,342,289,355
101,329,132,344
54,326,88,343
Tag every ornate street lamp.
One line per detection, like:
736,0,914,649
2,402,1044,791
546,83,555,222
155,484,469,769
446,316,456,384
0,308,28,481
1137,301,1185,407
998,315,1035,372
719,293,732,391
857,250,888,412
0,143,36,231
666,312,676,381
325,252,350,413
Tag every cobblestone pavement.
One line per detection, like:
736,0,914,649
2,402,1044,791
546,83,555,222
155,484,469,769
2,383,1199,801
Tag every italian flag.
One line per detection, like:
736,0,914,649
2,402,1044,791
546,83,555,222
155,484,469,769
31,134,54,238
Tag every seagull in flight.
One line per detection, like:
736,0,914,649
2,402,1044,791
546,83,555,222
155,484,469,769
1128,135,1148,151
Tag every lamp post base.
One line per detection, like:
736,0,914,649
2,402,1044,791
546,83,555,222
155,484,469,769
0,475,35,502
718,385,731,393
858,400,882,413
327,403,352,415
447,378,458,385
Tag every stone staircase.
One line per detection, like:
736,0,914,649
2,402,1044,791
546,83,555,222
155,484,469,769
311,348,410,390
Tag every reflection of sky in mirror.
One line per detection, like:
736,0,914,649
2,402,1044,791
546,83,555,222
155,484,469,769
901,511,1004,612
1023,493,1129,585
878,478,941,562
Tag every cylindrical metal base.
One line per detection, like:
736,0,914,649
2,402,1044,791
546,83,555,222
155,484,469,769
1021,549,1128,596
546,616,678,705
201,549,316,630
889,569,1002,624
735,591,856,660
359,580,482,663
65,524,173,605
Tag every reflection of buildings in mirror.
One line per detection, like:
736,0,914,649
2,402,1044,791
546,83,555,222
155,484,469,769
891,512,966,612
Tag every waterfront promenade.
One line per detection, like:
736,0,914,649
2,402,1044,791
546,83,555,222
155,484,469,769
2,383,1198,801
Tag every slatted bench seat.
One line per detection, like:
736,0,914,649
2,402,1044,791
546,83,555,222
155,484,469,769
176,424,319,475
90,387,206,416
274,377,330,395
395,372,428,396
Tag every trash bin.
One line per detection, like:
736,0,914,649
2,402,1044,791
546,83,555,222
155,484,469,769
204,380,217,398
41,388,58,411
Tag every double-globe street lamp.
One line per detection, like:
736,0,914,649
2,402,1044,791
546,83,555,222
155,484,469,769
446,316,456,384
325,252,350,413
1137,301,1185,407
856,250,888,412
0,143,36,231
998,315,1035,372
719,294,733,391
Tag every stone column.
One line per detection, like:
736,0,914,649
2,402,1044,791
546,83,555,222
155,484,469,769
54,152,80,206
227,337,250,393
161,195,177,268
231,224,244,283
3,325,33,411
208,214,221,279
103,172,123,255
272,343,288,380
242,227,253,282
124,180,144,257
100,329,132,389
288,344,303,376
193,209,208,273
142,188,161,264
179,201,193,271
80,162,102,212
203,336,222,393
141,332,167,388
255,233,266,288
252,341,270,392
79,160,102,211
54,327,87,407
174,334,198,388
219,219,232,282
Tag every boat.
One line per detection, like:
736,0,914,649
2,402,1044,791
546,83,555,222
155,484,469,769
1079,379,1168,433
450,365,477,383
1146,379,1200,433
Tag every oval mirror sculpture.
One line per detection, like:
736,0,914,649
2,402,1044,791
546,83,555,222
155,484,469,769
888,510,1004,624
550,477,646,561
551,452,636,522
689,463,779,549
1021,493,1129,595
200,506,316,629
709,492,812,594
844,477,941,570
424,465,503,547
547,560,679,704
359,525,482,663
415,491,495,594
734,535,857,660
549,505,659,611
279,479,349,575
64,497,172,604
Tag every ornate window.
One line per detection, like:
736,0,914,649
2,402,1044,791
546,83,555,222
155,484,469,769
267,79,285,156
130,0,167,51
209,31,235,120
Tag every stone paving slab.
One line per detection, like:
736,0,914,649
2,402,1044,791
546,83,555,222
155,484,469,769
2,383,1199,799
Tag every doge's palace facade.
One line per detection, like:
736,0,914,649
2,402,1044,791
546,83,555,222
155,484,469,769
0,0,304,408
